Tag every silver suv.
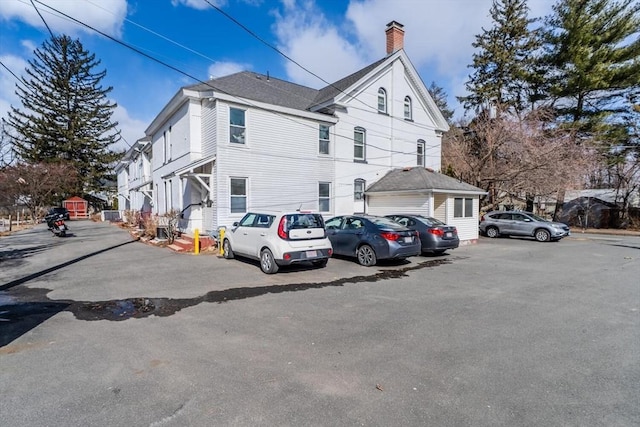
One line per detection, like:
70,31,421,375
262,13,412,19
479,210,571,242
222,211,333,274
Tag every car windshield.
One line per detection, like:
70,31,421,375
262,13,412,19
525,213,548,222
415,216,446,227
369,217,407,230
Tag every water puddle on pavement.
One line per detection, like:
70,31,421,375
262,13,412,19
2,258,453,322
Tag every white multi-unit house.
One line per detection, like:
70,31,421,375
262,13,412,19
116,21,485,242
116,137,153,215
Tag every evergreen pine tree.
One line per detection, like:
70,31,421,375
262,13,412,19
543,0,640,134
460,0,541,115
428,82,455,124
3,35,122,194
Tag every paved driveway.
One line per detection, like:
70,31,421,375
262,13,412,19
1,221,639,426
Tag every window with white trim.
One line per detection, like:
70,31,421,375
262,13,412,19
229,107,246,144
354,127,366,161
318,182,331,212
354,179,365,201
377,88,387,113
454,197,474,218
230,177,247,213
417,139,425,166
319,124,330,155
404,96,412,120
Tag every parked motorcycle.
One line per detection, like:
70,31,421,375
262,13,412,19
45,213,68,237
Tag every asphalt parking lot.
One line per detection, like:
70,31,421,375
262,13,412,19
1,221,639,426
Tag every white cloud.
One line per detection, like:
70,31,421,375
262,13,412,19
20,40,37,54
0,0,127,38
0,54,29,126
272,0,367,89
273,0,556,115
171,0,226,10
111,104,148,152
207,61,251,79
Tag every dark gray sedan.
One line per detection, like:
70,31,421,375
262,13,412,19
386,214,459,255
325,215,421,266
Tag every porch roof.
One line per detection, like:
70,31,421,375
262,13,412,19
169,155,216,178
366,167,486,195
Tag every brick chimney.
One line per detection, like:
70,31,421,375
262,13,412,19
385,21,404,55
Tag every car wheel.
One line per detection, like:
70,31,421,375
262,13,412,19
312,259,328,268
222,239,234,259
485,226,500,238
535,229,551,242
356,245,377,267
260,248,279,274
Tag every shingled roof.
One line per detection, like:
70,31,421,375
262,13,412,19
184,54,390,113
186,71,321,111
366,167,486,194
312,57,388,106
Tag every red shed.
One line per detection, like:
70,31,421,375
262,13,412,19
63,196,88,219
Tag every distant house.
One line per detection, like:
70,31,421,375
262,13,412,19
116,21,484,242
557,189,640,228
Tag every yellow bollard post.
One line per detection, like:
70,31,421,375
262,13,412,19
194,228,200,255
219,227,225,256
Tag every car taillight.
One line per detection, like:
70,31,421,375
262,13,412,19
380,232,400,241
429,228,444,237
277,217,288,239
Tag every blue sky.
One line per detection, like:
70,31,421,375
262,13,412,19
0,0,556,151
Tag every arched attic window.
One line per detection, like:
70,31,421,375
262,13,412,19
377,88,387,113
404,96,412,120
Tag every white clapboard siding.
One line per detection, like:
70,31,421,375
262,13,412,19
215,102,335,228
444,196,480,243
202,100,217,157
367,193,430,216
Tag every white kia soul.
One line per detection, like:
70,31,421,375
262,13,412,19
222,211,333,274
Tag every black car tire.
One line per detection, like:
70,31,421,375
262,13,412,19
535,229,551,242
223,239,234,259
260,248,279,274
485,226,500,238
312,259,328,268
356,245,377,267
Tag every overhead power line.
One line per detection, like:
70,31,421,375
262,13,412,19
29,0,443,162
29,0,55,38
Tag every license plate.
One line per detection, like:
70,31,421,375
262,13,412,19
404,237,412,243
446,232,452,237
306,250,317,258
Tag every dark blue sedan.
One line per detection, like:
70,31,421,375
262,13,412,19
325,215,421,266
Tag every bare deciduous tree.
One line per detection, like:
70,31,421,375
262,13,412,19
0,162,78,222
442,110,594,212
